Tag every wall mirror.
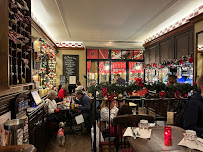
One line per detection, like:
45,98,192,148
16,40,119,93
196,31,203,78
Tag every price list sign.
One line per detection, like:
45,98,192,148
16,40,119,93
63,55,79,83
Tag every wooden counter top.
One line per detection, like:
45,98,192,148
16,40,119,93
0,144,36,152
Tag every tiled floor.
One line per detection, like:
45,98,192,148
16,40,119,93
45,128,91,152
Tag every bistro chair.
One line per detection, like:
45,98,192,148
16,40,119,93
113,114,155,152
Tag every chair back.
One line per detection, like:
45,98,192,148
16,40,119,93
113,114,155,151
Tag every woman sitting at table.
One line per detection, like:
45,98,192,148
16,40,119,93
58,84,69,100
100,100,118,123
45,90,64,123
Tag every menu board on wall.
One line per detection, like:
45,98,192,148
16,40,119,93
63,55,79,83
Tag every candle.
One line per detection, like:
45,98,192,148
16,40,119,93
164,126,171,138
164,138,172,146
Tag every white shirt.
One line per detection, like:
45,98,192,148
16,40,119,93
100,106,119,122
45,98,57,115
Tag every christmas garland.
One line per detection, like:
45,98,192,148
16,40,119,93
87,81,198,98
144,55,194,69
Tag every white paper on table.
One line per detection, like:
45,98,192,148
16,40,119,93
133,128,152,139
123,127,136,139
75,114,84,124
178,137,203,151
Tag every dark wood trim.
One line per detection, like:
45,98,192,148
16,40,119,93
57,47,85,50
190,13,203,24
31,18,57,49
143,13,203,47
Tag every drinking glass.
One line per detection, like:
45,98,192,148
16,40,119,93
139,120,149,130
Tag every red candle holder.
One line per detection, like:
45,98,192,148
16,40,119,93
164,138,172,146
164,126,171,139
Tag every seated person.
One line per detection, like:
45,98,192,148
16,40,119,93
58,84,69,100
100,100,118,124
167,75,178,85
45,90,64,123
117,103,133,116
183,75,203,137
75,90,92,131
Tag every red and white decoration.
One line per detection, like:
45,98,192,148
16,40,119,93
56,42,84,48
145,5,203,44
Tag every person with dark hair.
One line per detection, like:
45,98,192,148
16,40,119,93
183,75,203,137
116,74,125,86
167,75,177,85
117,104,133,116
75,90,92,131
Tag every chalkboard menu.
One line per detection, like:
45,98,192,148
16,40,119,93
63,55,79,83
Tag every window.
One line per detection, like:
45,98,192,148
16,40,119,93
99,61,110,83
87,61,98,86
87,49,98,59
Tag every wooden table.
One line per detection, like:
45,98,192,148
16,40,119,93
0,144,36,152
127,126,199,152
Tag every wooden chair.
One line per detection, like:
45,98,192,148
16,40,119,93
113,114,155,152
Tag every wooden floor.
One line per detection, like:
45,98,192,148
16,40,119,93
45,128,91,152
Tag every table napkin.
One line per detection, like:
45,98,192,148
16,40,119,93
123,127,136,139
178,137,203,151
133,128,152,139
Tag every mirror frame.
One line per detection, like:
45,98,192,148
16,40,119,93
195,30,203,81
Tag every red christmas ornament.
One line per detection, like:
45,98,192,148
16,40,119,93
153,63,157,68
179,59,184,65
102,87,108,96
185,94,189,97
188,57,193,63
159,91,166,98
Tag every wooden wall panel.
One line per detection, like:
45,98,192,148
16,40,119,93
149,46,156,63
144,28,193,64
175,35,189,58
175,29,193,58
160,39,173,63
155,44,160,62
0,0,9,89
144,48,150,64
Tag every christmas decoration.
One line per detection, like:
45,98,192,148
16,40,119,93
38,39,56,89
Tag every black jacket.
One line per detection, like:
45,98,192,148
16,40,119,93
183,92,203,136
76,94,92,112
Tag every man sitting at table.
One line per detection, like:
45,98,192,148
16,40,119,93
75,90,92,131
183,75,203,137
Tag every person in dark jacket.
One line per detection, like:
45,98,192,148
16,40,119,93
183,75,203,137
116,74,125,86
75,90,92,131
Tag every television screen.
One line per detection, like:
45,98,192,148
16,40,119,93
31,91,42,105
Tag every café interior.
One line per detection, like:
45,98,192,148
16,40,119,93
0,0,203,152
